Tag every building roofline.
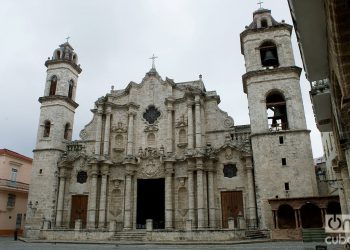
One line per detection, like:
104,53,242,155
0,149,33,163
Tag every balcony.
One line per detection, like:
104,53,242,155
310,79,332,132
0,178,29,192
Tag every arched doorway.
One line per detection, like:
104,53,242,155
300,203,323,228
277,204,296,229
327,201,341,215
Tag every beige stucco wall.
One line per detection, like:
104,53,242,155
0,150,32,234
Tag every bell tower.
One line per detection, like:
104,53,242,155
240,9,317,228
25,42,82,237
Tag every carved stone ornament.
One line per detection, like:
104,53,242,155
225,148,233,160
111,122,127,133
141,159,161,177
138,147,163,160
144,124,159,132
224,117,234,128
176,114,187,128
79,129,88,140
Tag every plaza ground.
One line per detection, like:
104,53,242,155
0,237,346,250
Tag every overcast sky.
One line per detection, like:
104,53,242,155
0,0,323,159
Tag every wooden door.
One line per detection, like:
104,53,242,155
221,191,244,228
70,195,88,228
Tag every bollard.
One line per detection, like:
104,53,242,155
14,230,18,241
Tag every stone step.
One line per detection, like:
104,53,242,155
111,231,146,241
302,228,326,242
245,229,270,239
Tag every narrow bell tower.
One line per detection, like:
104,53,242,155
240,9,317,229
25,42,82,237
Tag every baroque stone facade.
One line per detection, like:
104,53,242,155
25,9,326,241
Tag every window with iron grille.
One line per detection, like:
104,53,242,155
7,194,16,208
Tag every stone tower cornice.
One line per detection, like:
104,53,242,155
242,66,302,93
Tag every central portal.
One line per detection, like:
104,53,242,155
136,178,165,229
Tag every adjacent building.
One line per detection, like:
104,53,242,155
0,149,32,235
288,0,350,215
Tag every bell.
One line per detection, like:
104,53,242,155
273,108,283,119
263,50,278,67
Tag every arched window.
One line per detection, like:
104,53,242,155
260,41,279,67
179,129,187,144
147,133,156,147
261,19,268,28
56,51,61,59
49,76,57,96
64,123,70,140
68,80,74,99
72,54,78,64
43,120,51,137
266,92,288,131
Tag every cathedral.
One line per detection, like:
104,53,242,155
25,8,338,241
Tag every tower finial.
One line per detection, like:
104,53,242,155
149,54,158,69
257,0,264,9
66,36,71,43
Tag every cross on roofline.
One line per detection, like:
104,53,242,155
149,54,158,69
66,36,71,43
258,1,264,8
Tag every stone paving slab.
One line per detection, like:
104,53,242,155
0,237,346,250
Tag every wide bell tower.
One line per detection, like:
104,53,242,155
240,8,317,228
25,42,82,237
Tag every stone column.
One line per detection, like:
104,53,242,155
294,209,299,228
165,162,174,229
274,210,279,229
166,100,174,153
103,107,112,155
94,107,103,155
297,209,302,228
195,96,202,148
56,169,66,227
245,157,257,227
98,164,109,228
187,99,194,149
127,111,135,156
187,166,195,226
196,158,205,228
88,164,98,228
207,161,216,228
124,170,133,230
201,103,206,146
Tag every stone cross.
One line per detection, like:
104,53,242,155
257,1,263,8
149,54,158,69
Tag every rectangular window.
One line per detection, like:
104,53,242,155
7,194,16,208
282,158,287,166
279,136,284,144
284,182,290,191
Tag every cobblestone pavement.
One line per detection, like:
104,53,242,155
0,237,345,250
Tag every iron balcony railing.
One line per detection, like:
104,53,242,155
0,178,29,191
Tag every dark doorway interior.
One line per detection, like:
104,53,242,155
137,178,165,229
300,203,323,228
